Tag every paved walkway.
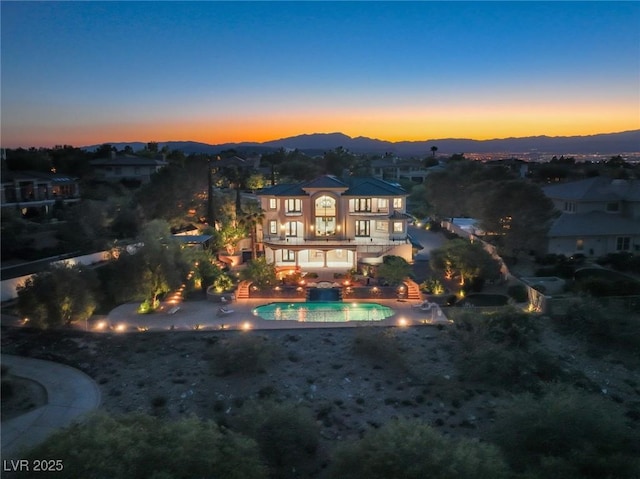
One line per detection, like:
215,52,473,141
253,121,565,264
1,355,102,459
104,296,448,332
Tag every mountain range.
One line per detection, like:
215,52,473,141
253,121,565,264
87,130,640,157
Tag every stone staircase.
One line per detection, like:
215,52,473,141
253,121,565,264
235,280,251,299
404,278,422,301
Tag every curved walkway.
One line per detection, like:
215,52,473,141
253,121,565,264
1,355,102,458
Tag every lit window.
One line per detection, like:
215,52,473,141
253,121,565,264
354,198,371,212
576,239,584,251
285,199,301,213
269,198,277,209
355,220,370,237
282,250,295,262
393,221,403,233
286,222,297,237
376,221,389,233
269,220,277,235
393,198,402,209
377,198,388,211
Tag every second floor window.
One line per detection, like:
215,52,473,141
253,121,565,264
355,220,370,237
269,220,277,235
393,198,402,209
286,222,297,237
393,221,403,233
269,198,277,209
285,198,301,213
354,198,371,212
377,198,388,211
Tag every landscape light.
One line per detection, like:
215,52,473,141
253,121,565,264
397,318,408,327
241,322,252,331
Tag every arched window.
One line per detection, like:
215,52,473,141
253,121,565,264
315,195,336,236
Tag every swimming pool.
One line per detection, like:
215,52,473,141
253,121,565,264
252,301,394,322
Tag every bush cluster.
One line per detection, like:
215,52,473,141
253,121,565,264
209,334,279,376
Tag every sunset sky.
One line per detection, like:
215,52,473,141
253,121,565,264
2,1,639,148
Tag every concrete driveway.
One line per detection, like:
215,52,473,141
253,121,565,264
1,355,102,458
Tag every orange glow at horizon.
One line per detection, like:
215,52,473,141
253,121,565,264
2,104,638,148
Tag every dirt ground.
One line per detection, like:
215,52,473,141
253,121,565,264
2,319,639,455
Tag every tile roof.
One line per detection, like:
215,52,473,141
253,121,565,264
257,175,407,197
548,211,640,237
542,177,640,202
90,156,168,167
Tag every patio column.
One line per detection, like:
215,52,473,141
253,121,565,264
323,250,328,268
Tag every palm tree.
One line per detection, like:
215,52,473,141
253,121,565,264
239,202,265,260
430,146,438,158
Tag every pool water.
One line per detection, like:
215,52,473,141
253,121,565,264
252,301,394,322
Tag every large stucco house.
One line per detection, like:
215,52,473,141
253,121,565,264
256,175,413,270
90,153,168,184
1,170,80,215
542,177,640,257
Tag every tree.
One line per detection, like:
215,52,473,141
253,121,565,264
430,239,501,286
25,412,267,479
241,257,276,290
238,201,265,260
135,220,187,308
430,145,438,158
376,255,412,286
471,179,556,257
17,264,98,328
328,419,508,479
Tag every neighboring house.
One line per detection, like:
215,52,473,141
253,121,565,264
1,170,80,214
256,175,413,270
542,177,640,256
370,157,435,183
90,153,168,184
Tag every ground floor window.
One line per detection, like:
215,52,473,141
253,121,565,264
393,221,403,233
282,249,295,262
617,237,630,251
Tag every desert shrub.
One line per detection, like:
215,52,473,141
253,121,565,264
209,334,279,376
507,283,528,302
233,400,320,479
24,412,267,479
352,328,407,373
555,298,640,351
453,309,561,390
490,384,640,479
328,419,508,479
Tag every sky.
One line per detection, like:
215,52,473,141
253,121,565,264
1,1,639,148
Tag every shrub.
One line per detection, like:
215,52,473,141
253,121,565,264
24,412,267,479
233,401,320,479
328,419,509,479
209,334,279,376
452,309,560,390
491,384,640,479
555,298,640,351
352,328,407,373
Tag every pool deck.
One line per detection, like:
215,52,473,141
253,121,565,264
104,297,449,333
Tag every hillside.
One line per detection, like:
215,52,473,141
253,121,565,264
84,130,640,157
